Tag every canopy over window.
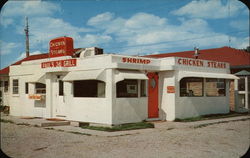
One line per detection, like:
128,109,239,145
27,73,46,84
178,71,239,81
62,69,106,82
115,70,148,83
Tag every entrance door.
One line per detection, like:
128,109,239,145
55,75,67,118
147,72,159,118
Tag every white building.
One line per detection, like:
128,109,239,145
5,37,239,125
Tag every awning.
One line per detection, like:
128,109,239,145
62,69,106,82
26,73,46,84
115,70,148,83
178,71,239,81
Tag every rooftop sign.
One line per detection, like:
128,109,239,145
177,58,227,69
49,37,74,58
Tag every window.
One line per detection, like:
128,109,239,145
59,80,64,96
180,77,203,97
0,81,3,87
25,83,29,94
140,80,147,97
238,78,245,91
35,83,46,94
206,79,225,96
4,81,8,92
73,80,105,97
12,79,19,94
117,79,138,98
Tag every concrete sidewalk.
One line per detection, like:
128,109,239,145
1,113,249,137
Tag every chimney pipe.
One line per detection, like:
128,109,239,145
24,17,30,58
194,47,199,59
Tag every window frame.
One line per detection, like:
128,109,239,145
25,82,29,94
12,79,19,94
73,80,105,98
35,83,46,94
116,79,139,98
180,77,204,97
140,80,147,97
4,81,8,92
205,78,226,97
59,80,64,96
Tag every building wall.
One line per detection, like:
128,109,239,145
0,76,9,106
229,80,235,111
158,71,176,121
174,79,230,119
9,75,46,117
113,98,147,125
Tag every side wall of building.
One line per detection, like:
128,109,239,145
174,78,230,119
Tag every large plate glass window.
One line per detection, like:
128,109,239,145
117,79,138,98
73,80,105,97
205,78,225,96
180,77,203,97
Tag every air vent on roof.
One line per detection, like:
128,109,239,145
79,47,103,58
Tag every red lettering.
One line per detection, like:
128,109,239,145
178,59,182,65
122,57,126,63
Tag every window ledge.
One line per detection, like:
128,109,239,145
12,94,20,97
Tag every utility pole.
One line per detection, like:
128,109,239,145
24,16,29,57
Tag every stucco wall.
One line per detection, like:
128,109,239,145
174,80,230,120
9,76,46,117
158,71,176,121
0,76,9,106
112,98,147,125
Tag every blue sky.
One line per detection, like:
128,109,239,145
0,0,249,69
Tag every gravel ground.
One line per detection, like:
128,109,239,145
1,119,249,158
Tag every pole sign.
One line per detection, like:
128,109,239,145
49,37,74,58
41,59,77,68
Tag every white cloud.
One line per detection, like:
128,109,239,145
0,17,14,27
171,0,244,19
0,40,21,55
75,34,112,48
124,12,166,29
87,12,241,55
1,1,60,17
87,12,114,26
0,0,60,27
231,36,249,49
230,20,249,31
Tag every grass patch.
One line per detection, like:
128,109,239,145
0,119,14,124
80,122,154,132
175,111,249,122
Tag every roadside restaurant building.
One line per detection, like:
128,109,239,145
1,37,239,125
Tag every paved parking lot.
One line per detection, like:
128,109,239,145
1,115,249,158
